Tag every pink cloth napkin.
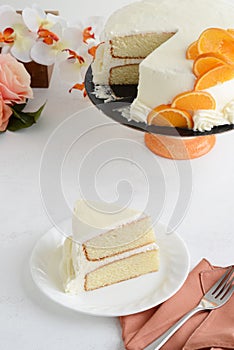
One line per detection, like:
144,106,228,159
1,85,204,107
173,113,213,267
120,259,234,350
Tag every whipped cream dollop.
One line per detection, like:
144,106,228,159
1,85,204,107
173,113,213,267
193,99,234,132
223,100,234,124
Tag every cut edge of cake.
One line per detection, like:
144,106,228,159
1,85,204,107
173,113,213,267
84,249,159,291
83,215,156,261
60,203,159,293
92,31,176,85
110,32,175,59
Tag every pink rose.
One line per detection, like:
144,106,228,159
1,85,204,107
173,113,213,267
0,93,12,131
0,54,33,104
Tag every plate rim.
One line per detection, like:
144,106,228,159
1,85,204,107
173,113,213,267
30,221,190,317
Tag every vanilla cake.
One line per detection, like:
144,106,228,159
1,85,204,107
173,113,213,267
92,0,234,131
60,200,159,293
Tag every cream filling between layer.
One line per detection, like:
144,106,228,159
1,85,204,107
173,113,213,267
60,236,158,294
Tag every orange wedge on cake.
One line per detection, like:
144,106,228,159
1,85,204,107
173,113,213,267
193,53,228,77
171,91,216,111
194,64,234,90
197,28,234,63
186,41,199,60
147,104,193,129
197,28,234,54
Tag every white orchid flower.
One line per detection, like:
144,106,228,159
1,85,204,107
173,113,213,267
22,5,67,33
58,36,101,95
72,16,104,44
31,22,83,66
0,7,36,62
59,42,100,96
59,42,94,83
58,17,103,96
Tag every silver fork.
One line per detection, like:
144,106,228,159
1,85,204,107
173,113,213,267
145,265,234,350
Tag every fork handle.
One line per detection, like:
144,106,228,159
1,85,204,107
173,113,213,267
144,305,204,350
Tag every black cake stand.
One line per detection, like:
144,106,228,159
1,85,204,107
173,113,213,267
85,66,234,138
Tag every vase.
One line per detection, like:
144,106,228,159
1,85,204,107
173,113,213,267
23,61,54,88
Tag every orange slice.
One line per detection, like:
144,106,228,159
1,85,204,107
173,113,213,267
147,105,193,129
171,91,216,110
218,39,234,63
197,28,234,54
193,53,227,77
186,41,199,60
227,29,234,38
194,64,234,91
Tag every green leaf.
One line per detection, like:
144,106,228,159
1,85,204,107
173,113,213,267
7,102,46,132
7,112,35,131
25,102,46,122
11,102,27,113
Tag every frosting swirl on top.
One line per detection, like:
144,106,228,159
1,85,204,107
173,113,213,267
223,100,234,124
193,99,234,132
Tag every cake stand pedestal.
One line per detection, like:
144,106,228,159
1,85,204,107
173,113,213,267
144,134,216,160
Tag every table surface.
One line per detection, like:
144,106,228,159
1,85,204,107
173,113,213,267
1,1,234,349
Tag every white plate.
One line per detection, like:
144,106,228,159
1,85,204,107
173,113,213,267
30,221,190,317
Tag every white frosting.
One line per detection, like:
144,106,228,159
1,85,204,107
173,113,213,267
93,0,234,129
113,106,131,121
193,98,234,132
60,237,158,294
72,200,146,243
101,0,178,40
205,79,234,112
193,110,229,132
130,99,153,122
223,100,234,123
193,79,234,131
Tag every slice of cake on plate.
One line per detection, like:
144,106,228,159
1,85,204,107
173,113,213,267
60,200,159,293
92,0,234,131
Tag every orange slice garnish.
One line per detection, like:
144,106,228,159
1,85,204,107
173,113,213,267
227,29,234,38
217,39,234,63
147,105,193,129
193,53,227,77
186,41,199,60
171,91,216,110
194,64,234,91
197,28,234,55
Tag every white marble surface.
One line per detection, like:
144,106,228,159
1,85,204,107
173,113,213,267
1,1,234,349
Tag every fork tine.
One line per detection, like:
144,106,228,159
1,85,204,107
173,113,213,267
211,266,234,296
219,277,234,299
221,285,234,303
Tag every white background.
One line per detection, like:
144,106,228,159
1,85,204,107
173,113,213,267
1,1,234,349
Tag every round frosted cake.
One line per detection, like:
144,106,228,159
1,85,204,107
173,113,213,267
92,0,234,132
